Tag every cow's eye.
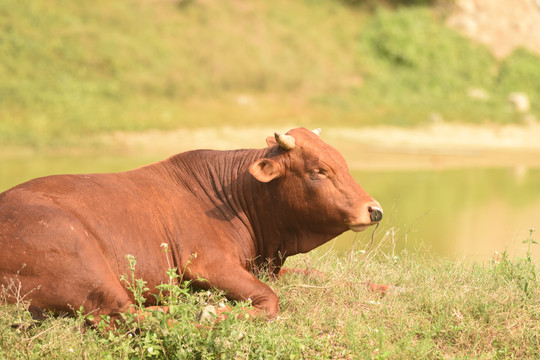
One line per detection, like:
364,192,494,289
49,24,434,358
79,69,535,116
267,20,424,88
309,169,327,180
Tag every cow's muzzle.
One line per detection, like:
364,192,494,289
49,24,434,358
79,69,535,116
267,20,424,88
349,203,383,232
369,206,383,222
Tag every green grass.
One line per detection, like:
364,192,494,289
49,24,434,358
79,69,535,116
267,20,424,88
1,231,538,359
1,0,540,147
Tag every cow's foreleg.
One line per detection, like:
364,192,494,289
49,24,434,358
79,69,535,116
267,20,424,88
191,263,280,319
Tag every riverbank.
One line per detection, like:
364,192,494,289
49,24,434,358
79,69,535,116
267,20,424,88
4,123,540,173
89,122,540,170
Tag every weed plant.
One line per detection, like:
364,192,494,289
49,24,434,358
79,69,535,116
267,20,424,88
0,228,538,359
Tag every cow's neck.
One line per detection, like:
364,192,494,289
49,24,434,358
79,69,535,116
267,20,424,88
164,148,341,273
163,148,281,266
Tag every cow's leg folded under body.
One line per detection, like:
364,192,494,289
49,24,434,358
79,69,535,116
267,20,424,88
189,260,280,319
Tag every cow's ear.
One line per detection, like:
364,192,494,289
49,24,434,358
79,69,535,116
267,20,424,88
266,136,277,147
249,158,283,183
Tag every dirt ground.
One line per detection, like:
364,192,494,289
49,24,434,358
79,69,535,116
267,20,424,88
104,123,540,170
447,0,540,58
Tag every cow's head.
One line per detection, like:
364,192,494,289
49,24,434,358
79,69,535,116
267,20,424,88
249,127,382,248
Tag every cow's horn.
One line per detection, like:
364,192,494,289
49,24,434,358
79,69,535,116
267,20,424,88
274,132,296,150
312,128,322,136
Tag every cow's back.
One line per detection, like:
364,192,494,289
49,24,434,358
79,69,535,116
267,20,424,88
0,170,187,311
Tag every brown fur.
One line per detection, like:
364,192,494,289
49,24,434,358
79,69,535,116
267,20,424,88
0,128,382,323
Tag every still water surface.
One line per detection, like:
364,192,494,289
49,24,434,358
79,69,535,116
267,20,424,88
2,153,539,262
343,168,540,262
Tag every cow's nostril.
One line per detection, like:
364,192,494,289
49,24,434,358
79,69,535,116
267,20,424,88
369,208,383,222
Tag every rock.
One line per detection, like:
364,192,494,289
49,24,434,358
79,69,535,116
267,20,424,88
196,305,217,323
467,88,489,100
236,94,255,107
523,114,537,125
447,16,478,34
456,0,476,13
508,92,530,112
429,113,444,124
446,0,540,58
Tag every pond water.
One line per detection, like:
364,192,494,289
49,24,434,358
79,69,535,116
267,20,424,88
339,168,540,262
1,153,539,262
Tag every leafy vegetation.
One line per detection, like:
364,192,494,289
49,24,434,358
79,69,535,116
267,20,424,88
497,48,540,95
350,6,540,125
362,8,495,92
1,231,538,359
0,0,539,147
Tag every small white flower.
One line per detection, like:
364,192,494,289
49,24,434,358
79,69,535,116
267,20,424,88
160,243,168,248
148,347,154,354
494,251,499,255
68,348,74,353
206,291,211,296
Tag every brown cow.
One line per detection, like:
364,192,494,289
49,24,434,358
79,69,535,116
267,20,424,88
0,127,382,323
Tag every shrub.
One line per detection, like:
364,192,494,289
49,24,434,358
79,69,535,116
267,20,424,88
497,47,540,95
360,7,496,95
